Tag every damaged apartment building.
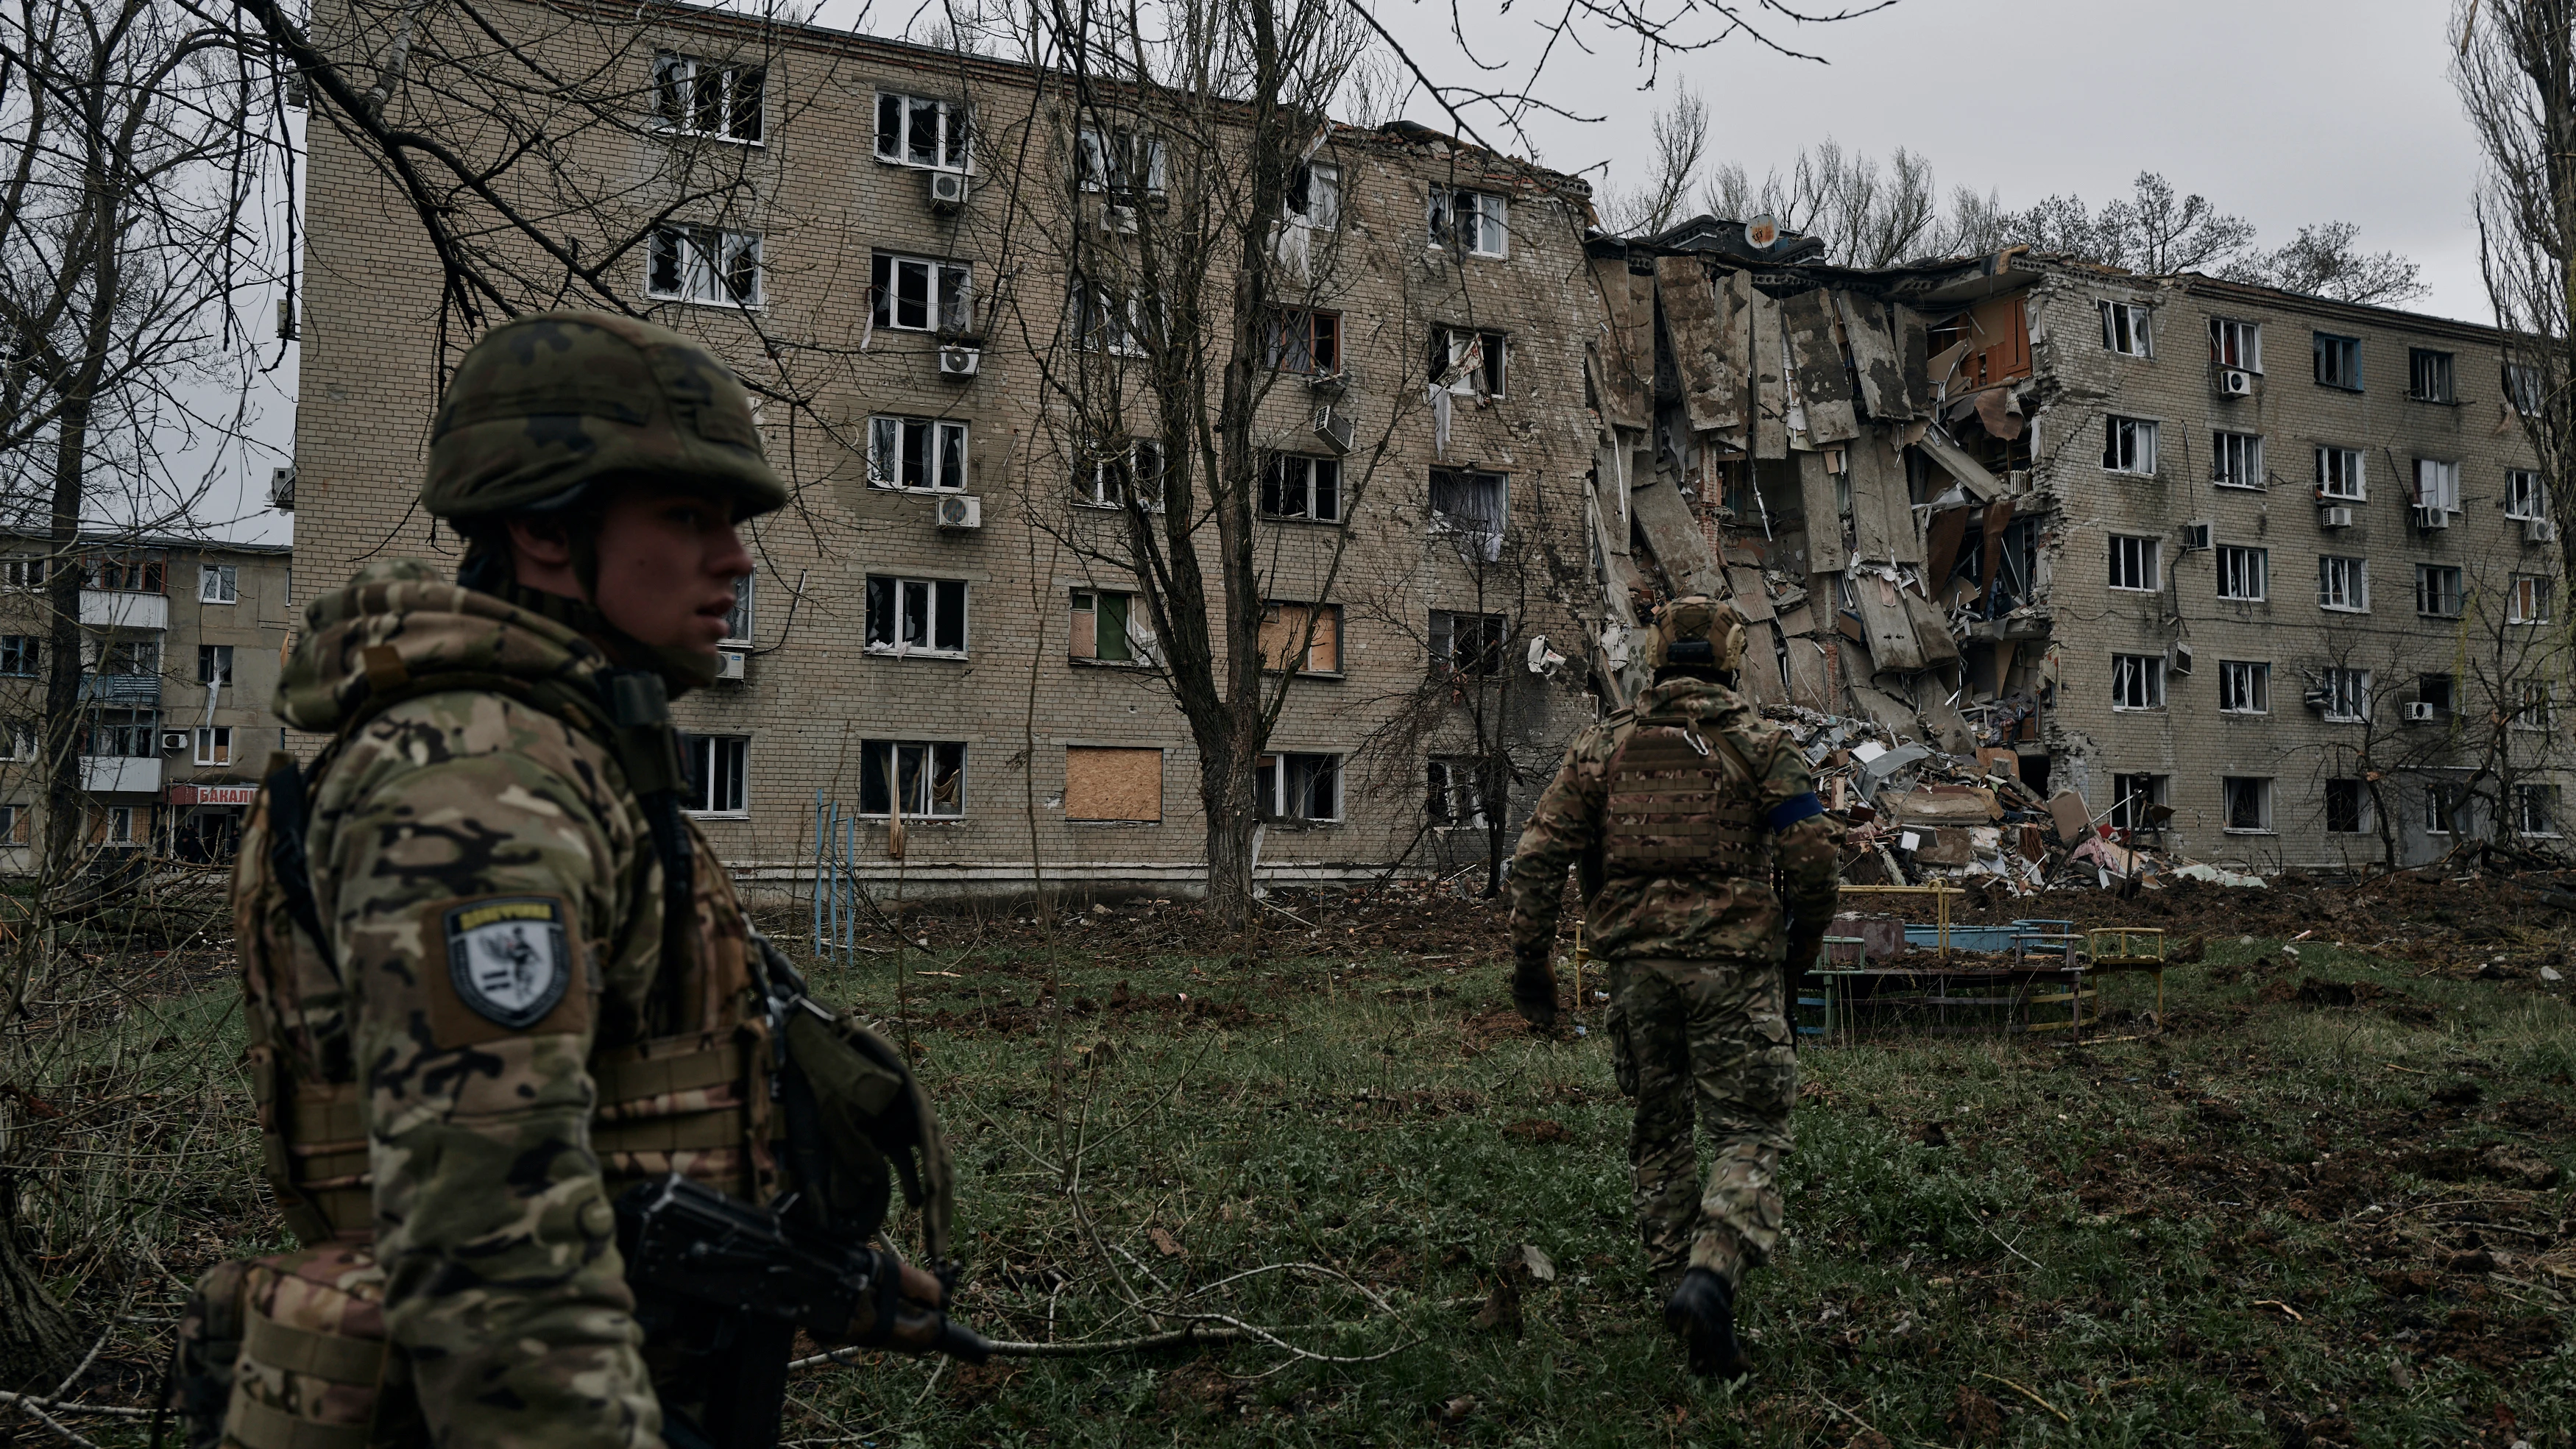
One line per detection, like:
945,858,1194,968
1585,222,2570,873
289,2,1606,893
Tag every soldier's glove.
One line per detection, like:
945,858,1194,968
1510,946,1559,1030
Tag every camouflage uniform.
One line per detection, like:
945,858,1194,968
224,313,789,1449
1508,673,1840,1292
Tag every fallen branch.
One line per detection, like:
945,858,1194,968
790,1321,1257,1369
1974,1372,2070,1425
2251,1298,2305,1322
0,1393,152,1422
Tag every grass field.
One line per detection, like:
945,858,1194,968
782,915,2576,1449
12,892,2574,1448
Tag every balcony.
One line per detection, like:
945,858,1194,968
82,755,161,794
79,589,167,631
79,673,159,706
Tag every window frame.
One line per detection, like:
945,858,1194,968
1257,751,1343,822
0,635,35,676
1284,160,1340,230
197,643,233,687
2505,469,2550,521
1075,439,1164,511
2318,556,2370,613
866,415,969,493
2424,782,2463,836
2099,300,2152,358
2218,659,2271,715
2110,653,2165,712
2208,316,2262,373
1069,588,1143,665
2315,446,2366,502
1258,601,1343,676
1260,453,1343,522
1075,125,1168,196
863,575,971,659
873,252,972,334
2516,782,2561,838
647,225,763,308
2517,681,2555,731
2108,772,2168,832
1428,467,1507,548
2222,776,2276,835
2407,347,2457,404
2211,430,2264,490
1429,326,1508,398
857,739,965,819
1426,756,1491,829
2505,362,2545,416
2412,458,2462,516
2509,573,2553,625
2107,533,2162,592
721,571,754,647
192,725,233,768
682,734,749,817
198,564,238,603
1263,307,1341,374
2324,778,2371,835
2321,666,2372,723
2414,564,2464,620
653,51,765,144
1427,185,1508,258
2102,414,2159,475
2215,544,2267,602
874,91,971,172
1428,609,1507,678
2313,332,2363,391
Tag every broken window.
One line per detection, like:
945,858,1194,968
873,252,970,333
0,637,31,675
1069,589,1140,664
2223,776,2274,833
1429,467,1506,550
2407,347,2456,403
874,92,970,171
1260,454,1342,521
2518,784,2560,837
722,571,754,645
1064,745,1161,822
1426,757,1490,827
199,564,238,603
2211,431,2263,489
88,553,163,592
1076,126,1167,195
2506,469,2549,520
2313,332,2363,391
2418,673,2456,715
197,644,232,685
194,726,233,767
0,804,25,846
2106,534,2160,592
2101,415,2158,475
2510,573,2552,624
1258,751,1342,821
2315,446,2366,501
2108,773,2165,832
2098,300,2151,358
2215,545,2266,602
1427,186,1507,258
2505,362,2544,416
648,227,762,307
88,708,158,757
1263,308,1340,373
864,575,969,656
868,416,969,492
2218,659,2270,714
2320,667,2371,723
2208,316,2262,372
860,740,965,818
654,52,764,143
1429,327,1507,398
4,556,44,589
1284,160,1340,229
2324,779,2370,835
686,734,749,815
2424,783,2462,835
1429,609,1506,677
2412,458,2461,516
2415,565,2463,619
1257,602,1341,674
2318,556,2369,612
1073,279,1149,356
95,637,158,676
2110,653,2164,711
1077,440,1164,509
2518,681,2555,729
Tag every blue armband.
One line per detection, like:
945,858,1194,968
1766,793,1825,832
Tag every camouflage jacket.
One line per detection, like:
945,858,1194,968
242,559,760,1449
1508,678,1840,963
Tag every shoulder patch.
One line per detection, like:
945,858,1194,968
444,897,574,1028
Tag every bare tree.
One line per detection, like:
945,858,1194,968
1595,85,1706,238
2456,0,2576,587
1702,138,1939,266
2221,222,2427,306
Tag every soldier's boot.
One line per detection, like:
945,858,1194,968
1663,1267,1746,1380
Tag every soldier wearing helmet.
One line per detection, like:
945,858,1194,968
1505,595,1840,1380
205,313,963,1449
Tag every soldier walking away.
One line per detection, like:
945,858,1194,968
180,313,979,1449
1504,597,1839,1380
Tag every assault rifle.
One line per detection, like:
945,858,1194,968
618,1174,991,1449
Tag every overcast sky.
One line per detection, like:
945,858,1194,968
1379,0,2487,321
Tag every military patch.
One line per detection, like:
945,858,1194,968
444,897,573,1028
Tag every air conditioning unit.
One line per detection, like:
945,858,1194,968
935,495,983,530
2180,521,2212,550
2414,505,2452,531
715,650,747,683
1306,364,1354,395
269,465,297,512
2319,505,2354,529
927,171,969,213
2216,368,2253,397
1101,203,1139,235
160,731,188,754
938,345,980,380
2529,517,2561,543
1313,403,1354,456
2168,642,2194,676
2405,701,2438,723
2302,685,2332,712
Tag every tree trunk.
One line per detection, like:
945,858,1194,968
40,389,89,905
0,1168,77,1391
1200,739,1257,929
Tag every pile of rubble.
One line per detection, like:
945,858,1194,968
1776,706,2258,894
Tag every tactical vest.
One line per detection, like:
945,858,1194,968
232,662,771,1247
1601,710,1771,882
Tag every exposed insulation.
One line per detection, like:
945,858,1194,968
1834,292,1912,421
1781,288,1858,444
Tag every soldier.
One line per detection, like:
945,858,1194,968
1505,596,1839,1380
215,312,960,1449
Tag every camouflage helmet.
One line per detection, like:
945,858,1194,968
1641,595,1749,674
421,311,789,523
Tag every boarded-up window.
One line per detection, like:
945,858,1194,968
1257,602,1340,673
1065,747,1161,822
